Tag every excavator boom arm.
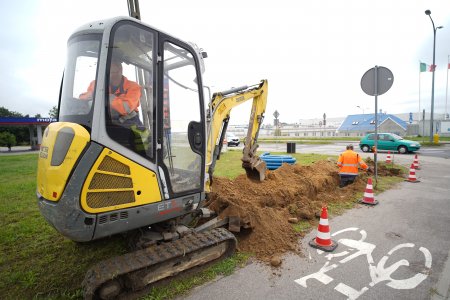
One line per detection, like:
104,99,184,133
242,80,268,180
206,80,268,191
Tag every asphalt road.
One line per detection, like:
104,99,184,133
255,142,450,159
2,142,450,158
181,147,450,300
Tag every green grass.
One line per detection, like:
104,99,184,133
0,154,127,299
292,220,311,233
324,176,406,217
258,137,359,142
407,135,450,142
372,166,408,193
384,136,450,147
0,151,404,299
325,163,406,216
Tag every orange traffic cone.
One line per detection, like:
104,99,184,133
386,151,392,164
309,206,337,252
405,163,420,183
359,177,378,205
413,154,420,170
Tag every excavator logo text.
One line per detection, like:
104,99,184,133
157,200,182,215
39,146,49,159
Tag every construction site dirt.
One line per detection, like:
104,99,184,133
206,159,403,266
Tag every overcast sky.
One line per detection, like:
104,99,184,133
1,0,450,124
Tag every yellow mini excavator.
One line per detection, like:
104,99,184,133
36,1,268,298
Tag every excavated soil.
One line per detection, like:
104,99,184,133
206,158,402,265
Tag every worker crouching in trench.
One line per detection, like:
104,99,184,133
337,144,372,188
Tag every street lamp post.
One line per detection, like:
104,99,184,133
425,9,443,142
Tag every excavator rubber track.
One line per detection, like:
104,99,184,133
83,227,237,299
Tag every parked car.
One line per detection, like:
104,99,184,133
359,133,421,154
226,132,240,147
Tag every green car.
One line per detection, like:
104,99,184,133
359,133,421,154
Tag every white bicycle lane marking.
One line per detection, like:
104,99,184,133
295,227,432,300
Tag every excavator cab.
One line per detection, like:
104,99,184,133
37,17,208,242
60,17,206,172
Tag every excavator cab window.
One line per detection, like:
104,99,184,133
160,41,204,194
59,35,101,129
105,21,155,159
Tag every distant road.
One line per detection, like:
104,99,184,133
2,143,449,159
249,142,450,159
0,146,39,156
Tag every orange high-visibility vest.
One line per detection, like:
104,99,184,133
337,150,368,175
110,76,141,116
79,76,141,116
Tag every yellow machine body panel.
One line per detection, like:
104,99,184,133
37,122,90,201
80,148,162,214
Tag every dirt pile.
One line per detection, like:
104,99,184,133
207,159,402,264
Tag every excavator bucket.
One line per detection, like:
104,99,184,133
242,158,266,181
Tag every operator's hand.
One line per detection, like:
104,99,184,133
79,92,93,101
367,167,374,173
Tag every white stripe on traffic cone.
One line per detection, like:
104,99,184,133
360,177,378,205
405,163,420,183
308,206,337,252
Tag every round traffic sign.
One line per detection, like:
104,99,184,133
361,66,394,96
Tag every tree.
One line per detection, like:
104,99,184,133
0,106,22,117
0,132,16,149
49,106,58,119
0,106,28,144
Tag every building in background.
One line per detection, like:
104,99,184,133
227,112,448,138
337,114,407,137
0,117,56,149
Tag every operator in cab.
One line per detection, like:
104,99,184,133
337,144,371,188
79,60,142,126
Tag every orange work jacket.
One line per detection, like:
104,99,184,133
79,76,141,116
337,150,368,175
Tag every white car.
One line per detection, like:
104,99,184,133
226,133,240,146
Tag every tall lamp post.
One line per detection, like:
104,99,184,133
425,10,443,142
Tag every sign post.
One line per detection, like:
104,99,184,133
273,110,280,136
361,66,394,184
